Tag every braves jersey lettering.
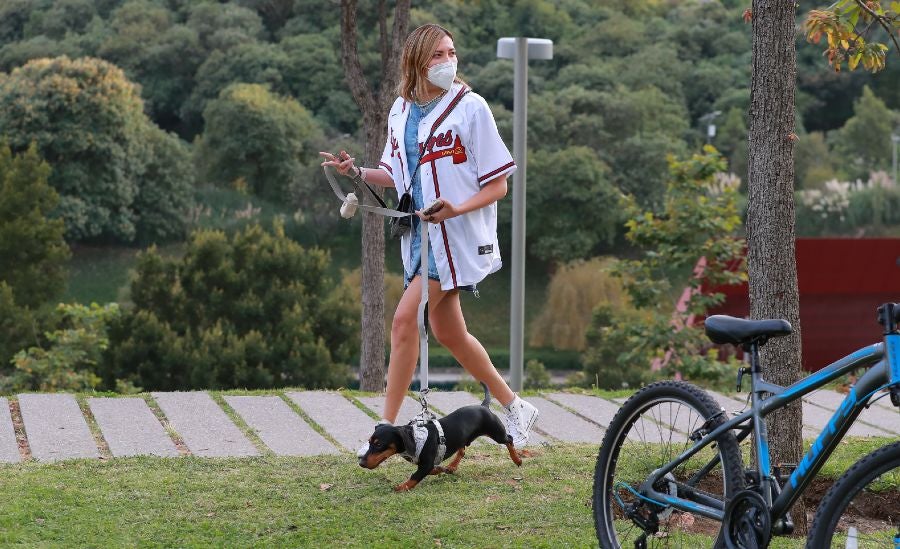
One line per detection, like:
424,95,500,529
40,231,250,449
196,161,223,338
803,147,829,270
378,83,516,290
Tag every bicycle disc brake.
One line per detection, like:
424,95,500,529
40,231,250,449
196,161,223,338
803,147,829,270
723,489,771,549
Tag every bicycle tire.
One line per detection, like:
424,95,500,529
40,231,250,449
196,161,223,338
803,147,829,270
805,440,900,548
594,380,745,548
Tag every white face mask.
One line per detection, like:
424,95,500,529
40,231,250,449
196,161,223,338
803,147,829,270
427,61,457,91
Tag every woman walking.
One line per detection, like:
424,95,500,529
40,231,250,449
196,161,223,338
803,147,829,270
321,23,538,453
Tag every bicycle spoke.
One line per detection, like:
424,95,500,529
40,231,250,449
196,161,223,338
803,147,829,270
600,388,740,547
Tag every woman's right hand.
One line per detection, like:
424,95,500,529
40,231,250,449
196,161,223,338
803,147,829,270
319,150,358,178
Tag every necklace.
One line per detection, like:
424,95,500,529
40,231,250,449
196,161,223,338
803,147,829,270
414,90,446,109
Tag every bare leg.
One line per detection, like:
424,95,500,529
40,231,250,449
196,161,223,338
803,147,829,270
382,276,425,423
428,283,515,407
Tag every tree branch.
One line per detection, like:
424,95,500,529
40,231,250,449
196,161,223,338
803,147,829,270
854,0,900,57
379,0,410,106
340,0,377,116
378,0,389,72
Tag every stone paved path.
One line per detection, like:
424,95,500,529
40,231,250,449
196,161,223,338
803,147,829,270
0,388,896,463
88,397,178,458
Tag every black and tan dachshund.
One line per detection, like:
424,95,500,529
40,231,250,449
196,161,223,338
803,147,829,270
357,385,524,491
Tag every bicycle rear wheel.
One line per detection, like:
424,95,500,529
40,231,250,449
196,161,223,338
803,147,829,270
594,381,744,548
805,440,900,548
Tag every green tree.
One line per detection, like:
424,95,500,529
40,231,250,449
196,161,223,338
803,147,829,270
0,56,193,243
196,83,322,201
103,223,357,391
98,1,204,135
184,42,291,135
794,131,836,189
134,126,194,244
0,144,69,309
582,148,746,388
0,35,83,72
526,146,621,264
26,0,97,40
280,31,361,133
829,85,900,179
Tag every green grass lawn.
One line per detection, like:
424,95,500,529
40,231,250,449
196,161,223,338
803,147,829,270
1,432,895,548
0,444,598,548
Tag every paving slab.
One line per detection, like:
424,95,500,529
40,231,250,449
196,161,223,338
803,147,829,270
224,396,338,456
523,396,603,443
288,391,376,452
798,400,886,438
545,393,678,443
152,392,258,457
871,389,897,414
803,389,897,436
711,391,820,440
18,394,98,461
358,395,429,424
88,398,179,457
544,393,619,430
426,390,486,414
0,398,20,463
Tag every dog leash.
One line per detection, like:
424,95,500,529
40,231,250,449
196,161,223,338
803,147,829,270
322,168,436,424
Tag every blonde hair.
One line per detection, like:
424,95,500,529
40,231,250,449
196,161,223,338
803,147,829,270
398,23,467,102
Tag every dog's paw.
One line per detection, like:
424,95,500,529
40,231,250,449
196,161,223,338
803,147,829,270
394,480,417,491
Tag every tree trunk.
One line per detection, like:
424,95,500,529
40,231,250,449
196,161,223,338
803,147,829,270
747,0,807,533
340,0,410,392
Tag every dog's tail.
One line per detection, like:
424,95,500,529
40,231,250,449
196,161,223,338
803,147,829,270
480,382,491,407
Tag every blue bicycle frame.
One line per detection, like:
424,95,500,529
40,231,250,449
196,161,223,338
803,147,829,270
637,335,899,528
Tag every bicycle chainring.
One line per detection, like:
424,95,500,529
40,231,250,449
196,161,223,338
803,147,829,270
723,489,771,549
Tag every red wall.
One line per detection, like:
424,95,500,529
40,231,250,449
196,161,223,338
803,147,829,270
709,239,900,371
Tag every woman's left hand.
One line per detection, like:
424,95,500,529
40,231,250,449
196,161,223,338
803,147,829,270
416,199,457,224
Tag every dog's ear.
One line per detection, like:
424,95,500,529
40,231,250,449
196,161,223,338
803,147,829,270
397,424,415,454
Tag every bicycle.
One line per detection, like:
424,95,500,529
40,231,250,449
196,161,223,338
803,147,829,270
593,302,900,548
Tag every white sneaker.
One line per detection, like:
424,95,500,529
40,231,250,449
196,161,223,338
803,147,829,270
504,396,539,449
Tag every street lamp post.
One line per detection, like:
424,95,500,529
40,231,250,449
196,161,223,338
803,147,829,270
497,37,553,392
892,131,899,187
699,110,722,145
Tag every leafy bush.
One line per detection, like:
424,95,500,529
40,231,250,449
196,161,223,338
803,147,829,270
581,305,651,390
796,171,900,236
102,222,357,390
0,282,39,375
2,303,119,392
581,148,745,390
529,257,627,351
429,348,581,371
524,359,551,389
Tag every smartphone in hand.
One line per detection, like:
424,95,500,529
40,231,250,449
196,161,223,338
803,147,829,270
422,199,444,216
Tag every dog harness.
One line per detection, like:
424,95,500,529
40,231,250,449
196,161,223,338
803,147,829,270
401,419,446,468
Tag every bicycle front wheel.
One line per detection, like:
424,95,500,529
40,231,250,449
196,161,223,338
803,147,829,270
806,440,900,548
593,380,745,548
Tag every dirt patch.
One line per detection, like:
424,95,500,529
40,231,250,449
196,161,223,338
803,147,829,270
8,399,32,460
802,477,900,534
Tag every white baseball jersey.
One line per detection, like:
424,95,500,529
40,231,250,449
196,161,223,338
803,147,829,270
378,83,516,290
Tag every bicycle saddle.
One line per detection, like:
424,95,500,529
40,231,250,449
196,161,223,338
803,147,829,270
704,315,792,346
